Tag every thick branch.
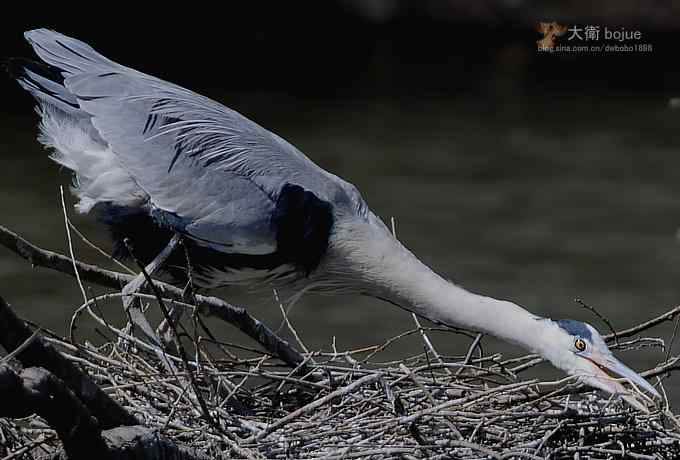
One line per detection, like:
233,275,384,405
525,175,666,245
101,426,214,460
0,365,112,460
0,296,137,429
0,366,213,460
0,224,129,289
0,224,307,371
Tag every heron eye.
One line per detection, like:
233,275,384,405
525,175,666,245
574,338,587,352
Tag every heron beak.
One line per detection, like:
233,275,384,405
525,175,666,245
579,351,660,411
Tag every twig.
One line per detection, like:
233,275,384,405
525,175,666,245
60,187,88,306
248,373,381,442
0,433,57,460
274,288,311,356
575,298,618,345
456,333,484,377
0,328,41,365
667,315,680,363
67,220,135,275
604,305,680,340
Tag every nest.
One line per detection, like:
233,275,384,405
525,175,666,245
1,300,680,459
1,224,680,459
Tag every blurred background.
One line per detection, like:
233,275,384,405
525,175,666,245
3,1,680,404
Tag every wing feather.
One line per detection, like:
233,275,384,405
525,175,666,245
21,29,364,263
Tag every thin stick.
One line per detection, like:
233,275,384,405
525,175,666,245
575,298,618,345
60,187,88,305
247,373,381,442
667,316,680,363
456,333,484,376
0,329,41,365
1,433,57,460
67,220,136,275
274,288,311,356
604,305,680,340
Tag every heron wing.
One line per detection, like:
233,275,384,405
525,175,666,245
23,29,344,259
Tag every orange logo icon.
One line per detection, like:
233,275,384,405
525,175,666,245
536,22,568,49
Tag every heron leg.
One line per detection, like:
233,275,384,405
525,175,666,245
120,234,182,366
156,240,196,347
156,280,195,348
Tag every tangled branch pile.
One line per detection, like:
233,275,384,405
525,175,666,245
2,224,680,459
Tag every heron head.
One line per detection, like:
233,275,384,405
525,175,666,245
539,319,660,410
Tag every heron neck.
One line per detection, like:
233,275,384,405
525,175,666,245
386,267,546,353
339,218,547,353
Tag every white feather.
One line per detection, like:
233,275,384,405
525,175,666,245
37,105,145,212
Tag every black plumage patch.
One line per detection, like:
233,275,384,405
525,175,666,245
77,95,107,101
94,203,175,263
3,57,64,83
272,183,333,275
3,57,78,109
93,194,333,287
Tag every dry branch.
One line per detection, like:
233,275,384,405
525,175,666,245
0,365,111,460
0,366,214,460
0,297,136,429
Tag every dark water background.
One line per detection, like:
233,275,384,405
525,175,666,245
3,3,680,406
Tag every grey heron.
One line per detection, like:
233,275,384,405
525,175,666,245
9,29,660,410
